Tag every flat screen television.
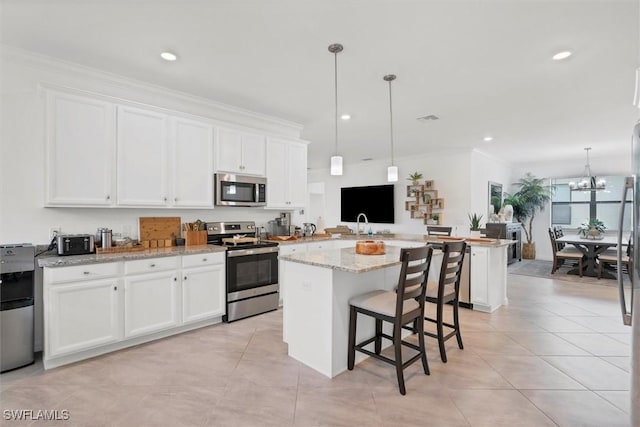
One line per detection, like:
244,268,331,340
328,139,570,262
340,185,395,224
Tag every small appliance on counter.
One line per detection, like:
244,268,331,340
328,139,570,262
56,234,95,256
267,212,293,237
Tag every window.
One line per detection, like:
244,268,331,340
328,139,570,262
550,176,631,231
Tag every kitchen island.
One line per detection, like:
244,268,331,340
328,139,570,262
280,239,511,378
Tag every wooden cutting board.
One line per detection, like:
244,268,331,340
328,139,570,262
139,217,181,242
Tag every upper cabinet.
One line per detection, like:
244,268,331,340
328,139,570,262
265,138,307,209
215,128,266,176
171,118,214,207
45,91,116,206
116,106,169,207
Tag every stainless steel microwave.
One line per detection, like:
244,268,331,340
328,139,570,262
214,174,267,207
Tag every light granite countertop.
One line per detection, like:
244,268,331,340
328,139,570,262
267,233,515,247
280,245,404,273
38,245,227,268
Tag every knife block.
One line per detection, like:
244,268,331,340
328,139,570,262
185,230,207,246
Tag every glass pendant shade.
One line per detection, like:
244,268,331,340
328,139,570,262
568,148,606,191
387,165,398,182
330,155,343,175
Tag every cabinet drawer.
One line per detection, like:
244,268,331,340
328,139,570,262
48,262,120,284
125,256,178,275
182,252,225,268
279,244,305,256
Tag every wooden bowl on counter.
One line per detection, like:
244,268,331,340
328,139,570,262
355,240,386,255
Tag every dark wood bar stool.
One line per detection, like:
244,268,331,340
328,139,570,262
421,240,467,363
347,246,433,395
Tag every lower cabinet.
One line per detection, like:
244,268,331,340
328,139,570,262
182,264,225,324
43,251,226,369
123,270,179,338
469,245,507,312
47,278,121,357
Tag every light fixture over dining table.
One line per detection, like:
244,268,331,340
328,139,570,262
569,147,606,191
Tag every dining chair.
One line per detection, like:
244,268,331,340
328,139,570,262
553,226,566,250
426,226,452,236
598,239,632,280
421,240,467,363
347,246,433,395
548,228,584,277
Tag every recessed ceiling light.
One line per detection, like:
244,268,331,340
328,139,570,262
341,114,351,120
552,51,572,61
483,136,494,142
160,52,178,61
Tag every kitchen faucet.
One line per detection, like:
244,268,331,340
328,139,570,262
356,213,369,237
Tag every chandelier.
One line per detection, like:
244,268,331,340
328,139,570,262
568,147,606,191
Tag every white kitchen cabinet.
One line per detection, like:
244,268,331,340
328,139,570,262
123,270,179,338
182,264,225,324
306,240,335,252
469,245,508,312
265,139,307,208
46,278,121,357
171,117,214,207
117,105,169,206
215,128,266,176
45,91,116,206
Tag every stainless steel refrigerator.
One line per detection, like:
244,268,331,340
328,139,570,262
619,121,640,426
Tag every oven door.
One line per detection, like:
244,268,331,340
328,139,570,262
226,248,278,301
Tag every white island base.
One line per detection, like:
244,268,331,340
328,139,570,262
283,260,405,378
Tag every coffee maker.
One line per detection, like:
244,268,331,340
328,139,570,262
267,212,293,237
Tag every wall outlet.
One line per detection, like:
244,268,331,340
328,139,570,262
49,227,61,239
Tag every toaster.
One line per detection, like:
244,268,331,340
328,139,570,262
56,234,95,256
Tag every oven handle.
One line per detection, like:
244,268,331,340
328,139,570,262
227,246,279,257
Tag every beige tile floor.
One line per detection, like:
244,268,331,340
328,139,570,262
0,269,633,426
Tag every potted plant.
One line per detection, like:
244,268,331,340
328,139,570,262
407,171,423,185
577,219,606,239
429,213,439,225
468,213,483,237
504,173,553,259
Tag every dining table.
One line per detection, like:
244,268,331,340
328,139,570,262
556,234,623,279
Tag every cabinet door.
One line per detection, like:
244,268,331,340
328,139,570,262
265,139,288,208
287,143,307,207
240,133,266,176
215,128,243,173
172,118,214,207
47,279,120,357
45,92,115,206
182,264,225,324
470,247,489,306
117,106,169,206
124,271,178,338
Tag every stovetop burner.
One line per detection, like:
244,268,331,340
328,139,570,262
205,221,278,251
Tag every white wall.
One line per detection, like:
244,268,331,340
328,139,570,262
0,47,302,244
470,150,513,225
307,149,473,235
511,153,631,261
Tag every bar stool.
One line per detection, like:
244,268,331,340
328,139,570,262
422,240,467,363
347,246,434,395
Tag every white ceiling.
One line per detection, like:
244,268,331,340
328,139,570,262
1,0,638,170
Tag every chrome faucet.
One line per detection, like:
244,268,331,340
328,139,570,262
356,213,369,237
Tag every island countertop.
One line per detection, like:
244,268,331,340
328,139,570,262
268,234,514,247
279,245,443,273
38,245,227,268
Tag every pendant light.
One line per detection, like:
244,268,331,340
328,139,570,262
568,147,606,191
384,74,398,182
328,43,344,175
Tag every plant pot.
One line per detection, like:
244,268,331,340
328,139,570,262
522,242,536,259
412,180,420,185
470,230,481,238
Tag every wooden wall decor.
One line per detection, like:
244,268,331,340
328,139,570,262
404,181,445,225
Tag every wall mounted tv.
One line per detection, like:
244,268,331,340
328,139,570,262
340,185,395,224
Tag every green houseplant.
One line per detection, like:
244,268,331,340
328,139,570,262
468,213,483,236
577,219,606,239
407,171,423,185
504,173,553,259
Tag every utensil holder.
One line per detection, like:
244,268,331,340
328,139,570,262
185,230,207,246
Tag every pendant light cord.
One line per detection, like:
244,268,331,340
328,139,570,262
388,79,394,165
334,51,338,156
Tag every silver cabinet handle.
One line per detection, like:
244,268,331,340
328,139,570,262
163,197,167,202
202,258,207,262
173,277,177,281
174,197,178,202
114,286,117,291
150,263,156,268
184,276,187,280
83,271,90,275
106,195,110,200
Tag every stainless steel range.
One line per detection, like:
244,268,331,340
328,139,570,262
206,221,279,322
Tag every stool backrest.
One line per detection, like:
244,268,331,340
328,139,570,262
436,241,467,300
396,246,434,316
427,226,452,236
